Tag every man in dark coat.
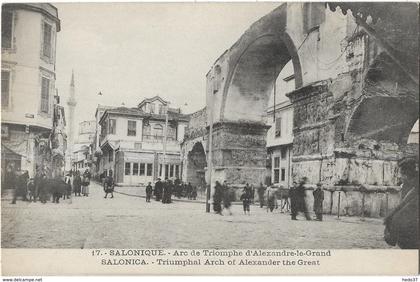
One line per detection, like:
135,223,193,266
222,181,232,215
313,183,324,221
104,170,114,199
296,179,311,220
11,170,29,204
289,182,298,220
73,171,82,196
257,183,266,208
154,178,163,201
213,181,223,215
145,182,153,202
384,156,419,249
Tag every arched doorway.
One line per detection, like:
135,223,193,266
186,142,206,188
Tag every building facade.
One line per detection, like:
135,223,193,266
72,120,95,170
266,61,295,187
1,3,61,180
98,96,189,185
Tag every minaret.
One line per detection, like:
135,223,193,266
66,70,77,170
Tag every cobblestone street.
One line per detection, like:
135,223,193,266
2,182,392,249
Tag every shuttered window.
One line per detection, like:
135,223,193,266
41,77,50,113
1,10,13,49
43,22,52,58
2,71,10,108
127,120,136,136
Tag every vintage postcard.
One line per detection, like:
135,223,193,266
1,1,418,277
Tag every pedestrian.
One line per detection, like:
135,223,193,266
82,169,91,196
27,178,36,202
191,185,197,200
63,173,71,200
266,185,277,212
11,170,29,204
384,156,419,249
187,182,193,199
154,178,163,201
313,183,325,221
257,183,266,208
146,182,153,202
162,179,173,204
213,181,223,215
240,190,251,215
38,173,48,204
291,178,311,220
222,181,232,215
104,170,114,199
73,171,82,196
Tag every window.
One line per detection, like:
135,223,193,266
175,165,179,178
2,70,10,108
150,103,155,114
273,156,280,183
42,22,53,58
125,162,131,175
41,77,50,113
134,142,142,150
158,104,164,114
281,147,287,159
159,164,162,177
2,10,13,49
165,164,169,179
133,163,139,175
127,120,136,136
275,117,281,138
139,163,145,176
154,124,163,139
108,151,113,162
146,164,153,176
281,168,286,182
168,124,177,141
109,119,116,135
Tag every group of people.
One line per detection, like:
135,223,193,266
212,179,325,220
70,169,92,197
8,167,94,204
144,178,198,204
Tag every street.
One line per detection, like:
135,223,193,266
2,182,392,249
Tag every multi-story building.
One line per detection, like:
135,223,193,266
266,61,295,187
98,96,189,185
72,120,95,170
1,3,61,180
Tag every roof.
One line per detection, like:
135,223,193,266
137,96,169,108
99,106,190,125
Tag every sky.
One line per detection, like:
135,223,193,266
54,2,281,130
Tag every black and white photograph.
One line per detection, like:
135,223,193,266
1,1,418,276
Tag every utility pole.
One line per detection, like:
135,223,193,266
206,83,216,213
162,106,168,180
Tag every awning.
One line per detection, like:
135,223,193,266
1,144,23,161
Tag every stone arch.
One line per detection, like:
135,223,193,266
219,4,302,123
345,53,419,145
185,141,207,187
